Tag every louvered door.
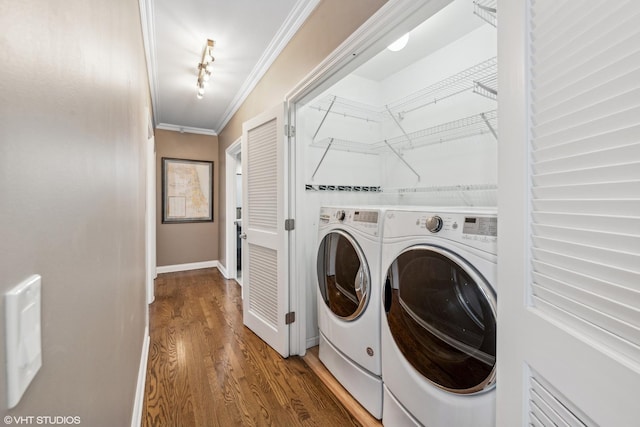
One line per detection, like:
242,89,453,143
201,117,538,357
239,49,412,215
498,0,640,425
241,104,289,358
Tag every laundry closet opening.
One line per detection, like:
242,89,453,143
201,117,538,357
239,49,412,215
293,0,497,353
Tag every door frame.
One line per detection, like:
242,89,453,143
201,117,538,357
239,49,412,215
224,137,242,282
145,131,156,306
285,0,454,356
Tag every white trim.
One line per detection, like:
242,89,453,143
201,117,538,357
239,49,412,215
145,135,156,305
286,0,451,104
130,327,150,427
306,335,319,350
156,123,218,136
214,0,321,132
224,138,242,283
156,260,218,274
138,0,160,128
284,0,453,357
217,262,229,279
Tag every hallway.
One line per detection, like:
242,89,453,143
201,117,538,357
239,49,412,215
141,268,361,426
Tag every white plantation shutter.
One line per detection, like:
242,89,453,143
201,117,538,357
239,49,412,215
498,1,640,425
247,118,278,230
242,104,289,358
528,372,593,427
530,0,640,365
247,244,278,327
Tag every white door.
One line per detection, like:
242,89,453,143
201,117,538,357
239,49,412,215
241,103,290,358
498,1,640,425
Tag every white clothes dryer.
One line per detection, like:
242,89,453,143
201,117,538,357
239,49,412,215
316,206,384,419
380,208,497,427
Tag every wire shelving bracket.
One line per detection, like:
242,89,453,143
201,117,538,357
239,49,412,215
474,0,497,27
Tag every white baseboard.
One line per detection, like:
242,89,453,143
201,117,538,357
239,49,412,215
306,335,320,349
156,260,218,274
217,262,229,279
131,326,150,427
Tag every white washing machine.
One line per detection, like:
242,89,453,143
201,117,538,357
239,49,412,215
316,206,384,419
380,208,497,427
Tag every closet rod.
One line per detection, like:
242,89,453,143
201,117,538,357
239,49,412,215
312,96,336,142
311,138,335,180
383,139,420,182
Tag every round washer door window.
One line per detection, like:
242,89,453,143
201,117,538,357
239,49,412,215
383,245,496,394
317,231,370,320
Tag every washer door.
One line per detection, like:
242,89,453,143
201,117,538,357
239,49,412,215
383,245,496,394
317,230,370,321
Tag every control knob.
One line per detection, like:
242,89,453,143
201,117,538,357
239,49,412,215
426,216,443,233
337,210,346,221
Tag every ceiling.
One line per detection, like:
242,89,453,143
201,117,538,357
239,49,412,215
140,0,486,135
141,0,320,135
353,0,483,81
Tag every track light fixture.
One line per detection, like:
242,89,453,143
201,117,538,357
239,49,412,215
196,39,215,99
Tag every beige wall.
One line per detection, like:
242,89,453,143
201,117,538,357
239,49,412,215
0,0,150,425
217,0,387,269
155,130,219,266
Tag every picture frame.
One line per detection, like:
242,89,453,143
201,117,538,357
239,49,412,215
162,157,213,223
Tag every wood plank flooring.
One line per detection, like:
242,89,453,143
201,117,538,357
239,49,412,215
142,268,365,427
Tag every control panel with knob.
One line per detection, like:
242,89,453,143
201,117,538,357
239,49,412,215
425,215,443,233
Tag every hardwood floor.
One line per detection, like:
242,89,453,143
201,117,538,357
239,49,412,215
142,268,364,427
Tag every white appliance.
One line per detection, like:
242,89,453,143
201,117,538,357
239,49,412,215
316,206,384,419
380,208,497,427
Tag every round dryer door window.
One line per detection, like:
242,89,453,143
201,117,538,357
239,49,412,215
317,231,370,320
383,245,496,394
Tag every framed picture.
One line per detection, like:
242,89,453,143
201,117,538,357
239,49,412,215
162,157,213,223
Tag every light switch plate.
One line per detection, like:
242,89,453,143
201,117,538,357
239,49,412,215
5,274,42,409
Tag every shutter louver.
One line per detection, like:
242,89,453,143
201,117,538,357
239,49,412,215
528,370,593,427
247,118,278,230
530,0,640,364
248,244,278,328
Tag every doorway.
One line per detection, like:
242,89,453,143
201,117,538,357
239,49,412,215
225,138,243,285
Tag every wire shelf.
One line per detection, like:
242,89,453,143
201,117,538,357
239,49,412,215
309,95,384,123
474,0,497,27
384,183,497,193
386,110,497,150
311,110,497,154
310,137,385,154
386,57,497,114
381,183,497,206
308,58,497,125
474,73,497,100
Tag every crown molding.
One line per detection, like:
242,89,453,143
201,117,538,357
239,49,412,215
156,123,218,136
214,0,321,133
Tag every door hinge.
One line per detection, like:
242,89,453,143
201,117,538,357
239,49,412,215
284,218,295,231
285,311,296,325
285,124,296,137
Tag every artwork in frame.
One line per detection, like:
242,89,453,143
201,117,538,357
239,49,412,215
162,157,213,223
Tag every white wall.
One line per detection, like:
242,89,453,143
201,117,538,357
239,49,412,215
378,25,497,192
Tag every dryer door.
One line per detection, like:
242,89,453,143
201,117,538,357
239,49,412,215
317,230,370,321
383,245,496,394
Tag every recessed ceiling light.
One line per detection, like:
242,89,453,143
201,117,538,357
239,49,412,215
387,33,410,52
